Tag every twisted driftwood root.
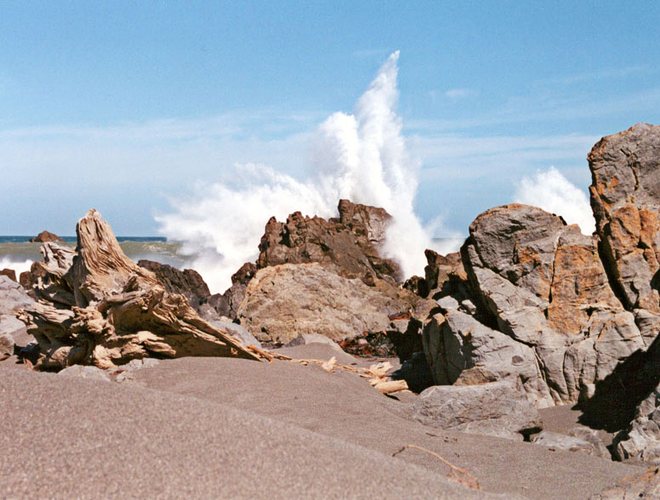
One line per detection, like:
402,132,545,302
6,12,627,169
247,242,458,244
19,209,260,370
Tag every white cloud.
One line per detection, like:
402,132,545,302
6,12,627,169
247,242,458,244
514,167,595,235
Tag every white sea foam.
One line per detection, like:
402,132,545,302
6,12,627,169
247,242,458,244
0,257,33,277
514,167,596,235
158,52,432,292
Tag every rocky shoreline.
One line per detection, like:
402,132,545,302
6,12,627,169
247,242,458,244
1,123,658,498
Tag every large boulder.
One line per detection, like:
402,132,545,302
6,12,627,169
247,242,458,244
458,204,646,404
412,380,542,441
237,262,418,346
588,123,659,314
422,309,553,407
256,199,402,284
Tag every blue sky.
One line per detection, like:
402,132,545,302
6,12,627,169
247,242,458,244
1,1,658,235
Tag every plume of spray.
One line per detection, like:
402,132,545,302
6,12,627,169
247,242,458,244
514,167,596,235
157,52,431,292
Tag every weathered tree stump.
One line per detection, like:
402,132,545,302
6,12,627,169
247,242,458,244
19,209,260,370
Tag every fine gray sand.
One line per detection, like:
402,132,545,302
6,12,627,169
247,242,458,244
0,345,642,499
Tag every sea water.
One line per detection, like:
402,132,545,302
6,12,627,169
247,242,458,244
0,234,464,290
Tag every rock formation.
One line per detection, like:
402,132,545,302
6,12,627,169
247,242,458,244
19,210,260,370
256,199,402,285
416,123,659,461
30,230,64,243
137,259,212,313
237,262,428,346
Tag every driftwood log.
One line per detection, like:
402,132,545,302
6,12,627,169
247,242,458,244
19,209,260,370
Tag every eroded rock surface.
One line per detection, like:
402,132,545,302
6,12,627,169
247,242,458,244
237,262,417,345
138,259,211,313
588,123,659,314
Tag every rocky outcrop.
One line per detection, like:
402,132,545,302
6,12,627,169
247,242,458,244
453,203,647,404
30,230,64,243
208,262,256,319
256,199,402,285
412,380,542,441
237,262,419,346
530,430,609,458
588,123,659,314
137,259,211,313
19,210,260,370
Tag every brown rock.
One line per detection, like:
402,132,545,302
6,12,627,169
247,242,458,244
208,262,257,319
588,123,659,313
137,259,211,312
29,230,64,243
0,268,17,282
237,262,417,347
256,199,402,285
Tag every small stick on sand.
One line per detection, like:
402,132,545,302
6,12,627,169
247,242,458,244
392,444,480,490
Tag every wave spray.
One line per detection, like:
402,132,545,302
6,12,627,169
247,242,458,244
157,52,431,292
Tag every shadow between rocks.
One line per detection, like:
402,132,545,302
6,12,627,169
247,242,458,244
577,334,659,433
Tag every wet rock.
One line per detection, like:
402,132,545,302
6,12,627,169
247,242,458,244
256,199,402,285
588,123,659,314
412,380,542,441
30,230,64,243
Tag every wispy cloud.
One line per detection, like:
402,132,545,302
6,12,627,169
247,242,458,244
539,65,653,86
444,88,478,99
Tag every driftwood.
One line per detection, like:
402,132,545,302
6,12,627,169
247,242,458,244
19,209,260,370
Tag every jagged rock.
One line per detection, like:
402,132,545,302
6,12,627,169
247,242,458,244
208,262,257,319
0,268,16,282
30,230,64,243
422,310,554,407
588,123,659,314
237,262,417,347
256,199,402,285
531,430,608,457
19,210,260,370
613,384,660,464
137,260,211,312
460,204,647,404
412,380,542,441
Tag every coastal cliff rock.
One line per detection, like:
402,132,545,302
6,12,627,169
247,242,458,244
237,262,423,346
19,210,260,370
30,230,64,243
256,199,402,285
208,262,256,319
588,123,659,314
